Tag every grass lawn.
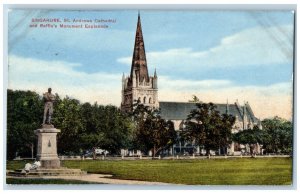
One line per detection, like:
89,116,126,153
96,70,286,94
7,157,292,185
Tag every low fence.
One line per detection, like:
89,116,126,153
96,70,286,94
12,154,291,161
57,154,291,161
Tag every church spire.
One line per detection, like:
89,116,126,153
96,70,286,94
226,99,229,114
130,12,149,83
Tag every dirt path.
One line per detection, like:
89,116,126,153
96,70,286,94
7,174,174,185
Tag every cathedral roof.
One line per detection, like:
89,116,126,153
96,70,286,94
159,101,259,123
130,13,149,82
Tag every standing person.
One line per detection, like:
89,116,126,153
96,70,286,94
42,88,55,125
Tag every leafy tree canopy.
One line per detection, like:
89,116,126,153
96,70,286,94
183,102,235,155
7,89,134,158
261,116,292,154
131,101,177,157
7,89,43,159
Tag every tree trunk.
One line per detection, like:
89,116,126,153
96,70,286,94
31,143,34,159
152,147,156,158
154,147,163,158
93,147,96,160
205,148,210,156
250,144,254,157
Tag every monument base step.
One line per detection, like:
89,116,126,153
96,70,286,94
7,168,86,177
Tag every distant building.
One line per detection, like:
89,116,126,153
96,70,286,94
160,101,262,155
121,14,262,156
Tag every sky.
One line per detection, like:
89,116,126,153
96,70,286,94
7,10,294,120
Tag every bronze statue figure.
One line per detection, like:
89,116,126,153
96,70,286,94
42,88,55,125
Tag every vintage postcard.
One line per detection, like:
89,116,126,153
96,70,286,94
5,7,295,188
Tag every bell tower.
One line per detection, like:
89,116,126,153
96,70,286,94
121,13,158,112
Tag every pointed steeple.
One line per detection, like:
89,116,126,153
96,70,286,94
226,99,229,114
130,12,149,83
154,68,157,78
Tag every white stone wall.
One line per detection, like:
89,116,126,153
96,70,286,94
122,75,158,111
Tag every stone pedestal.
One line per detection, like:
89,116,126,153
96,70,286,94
34,125,61,169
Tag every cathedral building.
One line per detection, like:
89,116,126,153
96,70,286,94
159,101,262,155
121,14,158,113
121,14,262,155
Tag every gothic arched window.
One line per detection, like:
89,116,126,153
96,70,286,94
143,96,146,104
138,97,141,103
149,97,152,104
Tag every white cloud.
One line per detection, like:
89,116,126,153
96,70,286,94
117,25,293,71
117,57,131,65
8,55,293,120
8,55,122,105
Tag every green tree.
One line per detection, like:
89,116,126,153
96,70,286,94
183,102,235,156
52,96,84,155
132,102,177,157
261,116,292,154
7,89,43,159
79,102,100,156
96,105,134,155
188,95,200,103
80,103,134,157
232,126,263,155
7,89,135,159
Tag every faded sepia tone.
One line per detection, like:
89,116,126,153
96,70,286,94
6,9,294,186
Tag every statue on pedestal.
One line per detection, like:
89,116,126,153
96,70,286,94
8,87,86,174
42,88,55,125
35,87,61,168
